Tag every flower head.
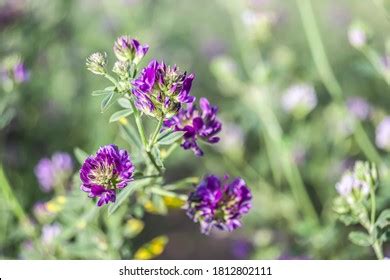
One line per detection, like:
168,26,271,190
34,152,73,192
86,52,107,75
13,62,29,83
80,144,134,206
41,223,61,245
348,22,367,48
184,175,252,234
346,96,371,121
113,35,149,64
335,161,376,203
164,97,222,156
376,117,390,151
132,60,195,118
281,83,317,118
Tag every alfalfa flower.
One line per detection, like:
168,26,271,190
132,60,195,118
335,161,376,204
163,97,222,156
348,21,367,49
184,175,252,234
80,144,134,206
281,83,317,118
113,35,149,64
86,52,107,75
34,152,73,193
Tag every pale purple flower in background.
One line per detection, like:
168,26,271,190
281,83,317,117
376,117,390,151
335,173,355,197
200,38,226,59
41,223,61,245
346,97,371,120
231,239,252,259
217,122,244,154
13,62,29,83
34,152,73,192
348,24,367,48
292,145,307,166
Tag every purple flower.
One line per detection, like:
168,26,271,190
132,60,195,118
80,144,134,207
13,62,29,83
184,175,252,234
41,223,61,245
346,97,371,120
231,239,252,259
376,117,390,151
164,97,222,156
281,83,317,118
348,23,367,48
34,152,73,192
113,35,149,64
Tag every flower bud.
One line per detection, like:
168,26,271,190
86,52,107,75
348,22,367,49
112,60,131,78
113,36,149,64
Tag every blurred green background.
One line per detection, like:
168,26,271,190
1,0,390,259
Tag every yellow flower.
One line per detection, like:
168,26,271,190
134,235,168,260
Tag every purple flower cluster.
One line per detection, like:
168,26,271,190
184,175,252,234
80,145,134,206
132,60,195,118
164,97,222,156
34,152,73,192
113,35,149,64
346,97,371,121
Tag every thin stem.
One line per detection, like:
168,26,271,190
103,73,118,86
162,143,179,159
145,151,162,174
372,241,384,260
148,186,188,201
130,101,148,149
370,187,377,225
296,0,382,165
148,117,163,151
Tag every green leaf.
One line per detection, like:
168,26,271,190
119,122,141,149
107,179,151,216
376,209,390,228
375,209,390,242
92,86,115,96
151,146,164,169
348,231,373,247
117,98,132,109
74,147,89,164
109,109,133,123
100,92,115,112
157,131,185,145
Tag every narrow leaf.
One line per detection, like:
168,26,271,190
348,231,372,247
117,98,132,109
109,109,133,123
108,179,151,215
158,131,185,145
100,92,115,112
92,86,115,96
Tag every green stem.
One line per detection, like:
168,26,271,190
103,73,118,86
361,47,390,86
162,143,179,159
148,186,187,201
296,0,382,164
372,241,384,260
0,165,28,223
130,101,148,149
148,118,163,151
